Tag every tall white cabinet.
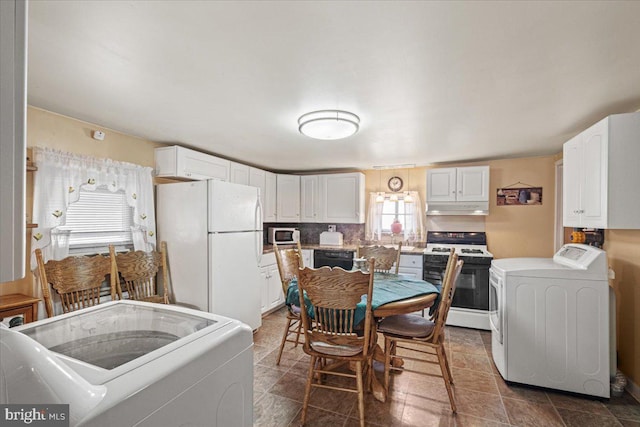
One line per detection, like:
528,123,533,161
427,166,489,202
563,112,640,229
300,175,321,222
276,174,301,222
320,172,365,224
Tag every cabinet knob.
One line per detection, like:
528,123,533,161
452,191,455,194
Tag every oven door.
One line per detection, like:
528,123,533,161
451,263,489,311
489,269,502,344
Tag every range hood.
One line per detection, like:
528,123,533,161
426,201,489,216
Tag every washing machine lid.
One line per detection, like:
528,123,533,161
491,257,607,280
15,301,234,383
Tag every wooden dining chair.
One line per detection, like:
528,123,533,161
356,242,402,274
109,241,170,304
273,241,304,365
377,250,463,412
35,248,121,318
297,261,376,427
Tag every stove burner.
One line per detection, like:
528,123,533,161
461,248,484,254
431,247,452,253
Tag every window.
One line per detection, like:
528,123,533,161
57,187,134,254
381,198,409,232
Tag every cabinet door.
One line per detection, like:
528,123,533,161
580,121,608,228
398,255,423,279
321,173,365,223
302,249,313,269
230,162,250,185
457,166,489,201
300,175,321,222
267,265,284,310
260,267,269,313
276,174,300,222
264,172,277,222
563,136,582,227
156,146,230,181
427,168,457,202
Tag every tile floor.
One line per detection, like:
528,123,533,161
253,308,640,427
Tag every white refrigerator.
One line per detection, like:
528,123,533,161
157,180,263,330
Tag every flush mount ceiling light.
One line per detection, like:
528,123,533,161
298,110,360,140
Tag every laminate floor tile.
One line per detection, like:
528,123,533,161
254,307,640,427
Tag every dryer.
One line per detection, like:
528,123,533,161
489,244,611,398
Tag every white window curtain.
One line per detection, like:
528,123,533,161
365,191,426,243
30,147,156,267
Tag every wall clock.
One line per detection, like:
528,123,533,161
387,176,403,192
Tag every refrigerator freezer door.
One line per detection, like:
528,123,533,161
157,181,209,310
209,231,262,330
208,180,261,233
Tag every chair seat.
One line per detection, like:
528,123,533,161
310,340,363,357
378,314,435,338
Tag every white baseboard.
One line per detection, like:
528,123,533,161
627,376,640,403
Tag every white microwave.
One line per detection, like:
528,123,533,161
268,227,300,245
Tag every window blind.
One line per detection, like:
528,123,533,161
58,188,134,248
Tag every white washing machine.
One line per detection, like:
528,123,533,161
489,244,611,398
0,301,253,426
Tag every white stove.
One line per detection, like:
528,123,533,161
423,232,493,330
425,244,493,258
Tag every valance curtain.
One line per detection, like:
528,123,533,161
30,147,156,268
365,191,426,243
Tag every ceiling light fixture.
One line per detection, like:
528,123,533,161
298,110,360,140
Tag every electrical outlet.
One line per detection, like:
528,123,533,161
328,225,336,232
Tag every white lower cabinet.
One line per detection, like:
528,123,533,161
397,254,423,279
260,252,284,315
301,249,313,269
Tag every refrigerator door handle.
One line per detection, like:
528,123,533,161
255,198,263,263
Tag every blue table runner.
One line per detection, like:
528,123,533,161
286,272,440,326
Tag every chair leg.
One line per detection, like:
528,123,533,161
355,360,365,427
293,318,302,347
442,344,453,384
436,345,456,412
276,317,294,365
301,355,316,424
384,336,392,393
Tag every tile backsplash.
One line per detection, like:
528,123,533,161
264,223,365,244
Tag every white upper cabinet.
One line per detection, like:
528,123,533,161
563,112,640,229
300,175,321,222
320,172,365,224
264,172,277,222
276,174,300,222
230,161,249,185
427,166,489,202
155,146,230,181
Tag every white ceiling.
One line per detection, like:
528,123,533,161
27,1,640,172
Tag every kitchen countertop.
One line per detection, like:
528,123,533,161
264,244,426,255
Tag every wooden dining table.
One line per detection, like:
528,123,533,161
285,271,440,403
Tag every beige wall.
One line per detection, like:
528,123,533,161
0,107,162,297
364,154,558,259
605,230,640,389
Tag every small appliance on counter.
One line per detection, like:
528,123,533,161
319,231,344,246
0,301,253,426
